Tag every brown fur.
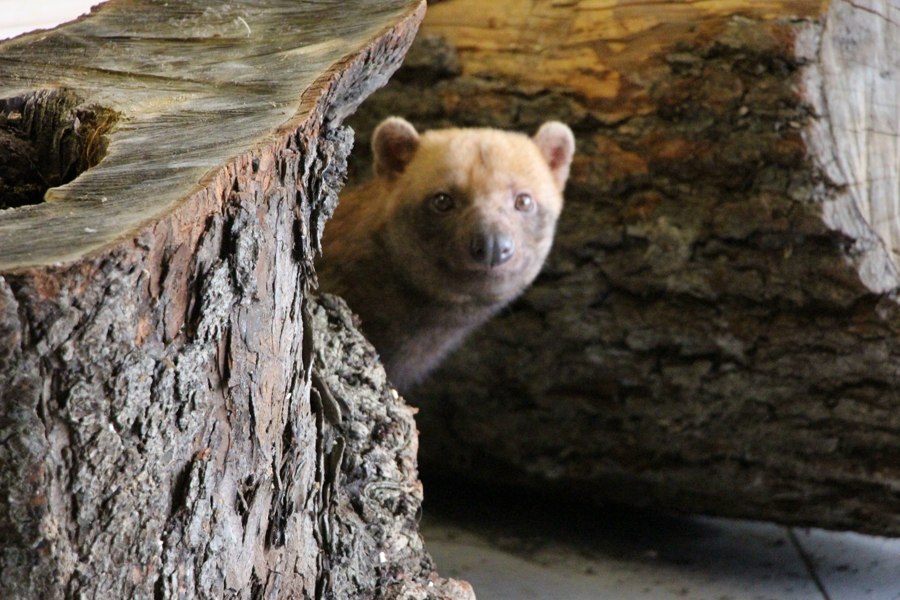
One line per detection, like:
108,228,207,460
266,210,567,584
318,118,574,392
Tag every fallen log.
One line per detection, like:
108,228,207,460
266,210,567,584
345,0,900,536
0,1,472,598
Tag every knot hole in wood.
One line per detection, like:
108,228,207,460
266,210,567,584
0,88,119,210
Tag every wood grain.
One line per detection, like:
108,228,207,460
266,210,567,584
425,0,827,117
0,0,420,271
802,0,900,292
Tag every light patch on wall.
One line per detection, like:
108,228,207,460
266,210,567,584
0,0,110,40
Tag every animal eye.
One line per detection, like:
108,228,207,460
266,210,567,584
514,193,534,212
430,192,455,213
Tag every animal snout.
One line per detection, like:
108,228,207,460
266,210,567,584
470,230,516,268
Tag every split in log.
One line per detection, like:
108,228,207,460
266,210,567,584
0,1,474,599
344,0,900,537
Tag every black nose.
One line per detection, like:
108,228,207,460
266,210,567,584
470,231,515,267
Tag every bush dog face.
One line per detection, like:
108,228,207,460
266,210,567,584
318,117,575,392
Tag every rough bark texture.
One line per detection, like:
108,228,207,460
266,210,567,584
344,0,900,536
0,1,474,599
310,295,473,600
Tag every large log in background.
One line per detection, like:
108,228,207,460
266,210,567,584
0,1,473,599
344,0,900,536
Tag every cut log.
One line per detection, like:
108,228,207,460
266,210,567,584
344,0,900,536
0,1,474,599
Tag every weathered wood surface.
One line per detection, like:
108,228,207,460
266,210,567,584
0,0,420,270
308,295,474,600
0,1,475,599
344,0,900,536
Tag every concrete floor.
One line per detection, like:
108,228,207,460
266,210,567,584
419,478,900,600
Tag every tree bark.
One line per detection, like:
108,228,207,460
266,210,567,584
344,0,900,536
0,1,473,599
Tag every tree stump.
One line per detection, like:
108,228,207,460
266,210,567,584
345,0,900,536
0,2,472,599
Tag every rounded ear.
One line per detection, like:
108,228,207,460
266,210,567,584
372,117,420,180
533,122,575,191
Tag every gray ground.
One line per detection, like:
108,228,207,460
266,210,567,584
419,478,900,600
